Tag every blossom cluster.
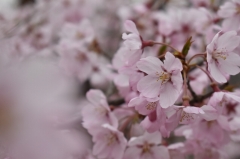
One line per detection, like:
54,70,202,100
1,0,240,159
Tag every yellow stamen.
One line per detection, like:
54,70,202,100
146,102,157,110
156,71,170,84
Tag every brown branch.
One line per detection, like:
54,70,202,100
108,98,125,106
189,83,229,105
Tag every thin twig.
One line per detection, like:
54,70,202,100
187,53,206,65
108,98,125,106
187,80,199,103
150,41,180,53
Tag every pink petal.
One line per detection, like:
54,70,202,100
222,15,240,31
137,76,161,98
226,53,240,66
160,82,180,108
129,97,156,115
219,58,240,75
128,137,144,147
123,147,141,159
164,52,183,72
208,61,227,83
137,56,163,76
140,116,159,133
217,115,230,131
152,146,170,159
200,105,218,121
143,131,162,145
128,97,143,107
124,20,140,35
183,106,205,114
217,31,240,51
229,117,240,131
140,152,153,159
93,140,107,157
86,89,107,106
125,49,142,66
218,2,237,18
123,34,142,50
171,72,183,92
207,32,220,52
225,92,240,103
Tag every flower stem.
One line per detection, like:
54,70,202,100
147,41,180,53
182,71,190,106
187,53,206,65
196,65,220,92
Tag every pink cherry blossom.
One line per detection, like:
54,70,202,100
123,131,170,159
207,31,240,83
189,67,210,95
82,89,118,135
137,52,183,108
92,124,127,159
58,40,97,82
140,107,171,137
218,0,240,30
2,0,240,158
167,106,205,125
59,19,95,44
128,96,158,115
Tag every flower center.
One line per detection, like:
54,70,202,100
212,49,227,60
106,132,117,146
76,32,84,39
146,102,157,111
142,142,151,153
156,71,170,84
180,111,194,123
76,52,88,62
94,107,108,115
236,4,240,14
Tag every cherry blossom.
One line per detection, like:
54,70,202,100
123,131,170,159
218,0,240,30
1,0,240,158
82,89,118,135
207,31,240,83
92,124,127,159
137,52,183,108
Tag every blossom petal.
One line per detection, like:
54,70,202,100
137,56,163,76
208,61,227,83
124,20,139,35
222,15,240,31
183,107,205,114
225,92,240,103
160,82,180,108
143,131,162,145
217,115,230,131
217,31,240,52
219,58,240,75
164,52,183,72
226,53,240,66
171,72,183,92
123,146,141,159
137,76,161,98
152,146,170,159
129,97,156,115
125,49,142,66
200,105,218,121
86,89,109,109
